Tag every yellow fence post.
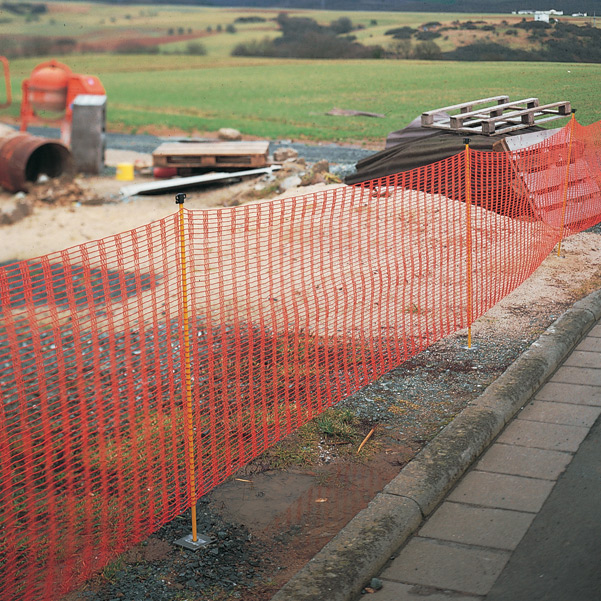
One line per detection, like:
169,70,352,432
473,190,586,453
173,193,211,551
557,110,577,257
464,138,473,349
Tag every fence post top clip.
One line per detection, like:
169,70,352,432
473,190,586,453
175,193,186,205
463,137,471,146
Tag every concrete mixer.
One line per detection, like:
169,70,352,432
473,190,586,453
0,57,73,193
19,59,105,146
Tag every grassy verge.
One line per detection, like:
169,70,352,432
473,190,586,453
262,407,378,470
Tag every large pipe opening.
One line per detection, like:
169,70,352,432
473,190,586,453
0,126,73,192
25,142,73,182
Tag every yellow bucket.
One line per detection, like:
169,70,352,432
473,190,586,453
116,163,134,181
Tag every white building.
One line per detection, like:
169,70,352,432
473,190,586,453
515,8,564,20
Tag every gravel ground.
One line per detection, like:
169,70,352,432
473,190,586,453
72,499,275,601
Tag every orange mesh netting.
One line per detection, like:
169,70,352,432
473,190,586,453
1,118,600,600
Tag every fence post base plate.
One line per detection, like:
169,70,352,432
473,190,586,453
174,533,213,551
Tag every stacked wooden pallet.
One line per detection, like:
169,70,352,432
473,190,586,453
421,96,571,136
152,141,270,171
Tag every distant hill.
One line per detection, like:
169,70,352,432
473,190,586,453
102,0,601,15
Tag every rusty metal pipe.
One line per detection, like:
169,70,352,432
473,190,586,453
0,123,73,192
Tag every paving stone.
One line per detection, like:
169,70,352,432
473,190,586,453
418,501,535,551
496,419,589,452
363,581,482,600
447,471,555,512
589,324,601,338
575,337,601,353
550,366,601,387
534,382,601,406
574,336,601,353
476,443,572,480
484,384,601,601
564,350,601,368
381,537,509,595
518,400,601,428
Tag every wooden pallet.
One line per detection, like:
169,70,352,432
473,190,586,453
152,141,270,170
421,96,571,136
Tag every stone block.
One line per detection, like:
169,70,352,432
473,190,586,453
518,400,601,428
497,418,589,452
564,350,601,369
551,366,601,386
534,382,601,406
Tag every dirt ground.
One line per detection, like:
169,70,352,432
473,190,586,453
0,149,341,263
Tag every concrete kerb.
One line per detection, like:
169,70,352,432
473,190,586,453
271,287,601,601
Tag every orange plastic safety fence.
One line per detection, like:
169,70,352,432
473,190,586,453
1,119,600,600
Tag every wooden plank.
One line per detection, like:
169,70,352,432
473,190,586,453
423,96,571,136
498,120,595,223
519,159,594,193
155,154,268,168
427,105,569,136
492,128,562,152
538,194,601,227
529,179,600,213
481,101,571,135
153,141,269,157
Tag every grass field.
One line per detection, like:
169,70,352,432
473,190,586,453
6,55,599,144
1,3,600,144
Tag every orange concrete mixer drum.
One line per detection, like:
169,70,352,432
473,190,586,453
20,59,106,146
28,62,70,112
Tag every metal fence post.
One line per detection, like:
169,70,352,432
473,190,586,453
464,138,474,349
557,110,577,257
173,193,211,551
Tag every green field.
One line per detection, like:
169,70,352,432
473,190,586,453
5,55,599,144
1,3,600,144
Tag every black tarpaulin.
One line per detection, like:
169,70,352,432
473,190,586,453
345,115,544,186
